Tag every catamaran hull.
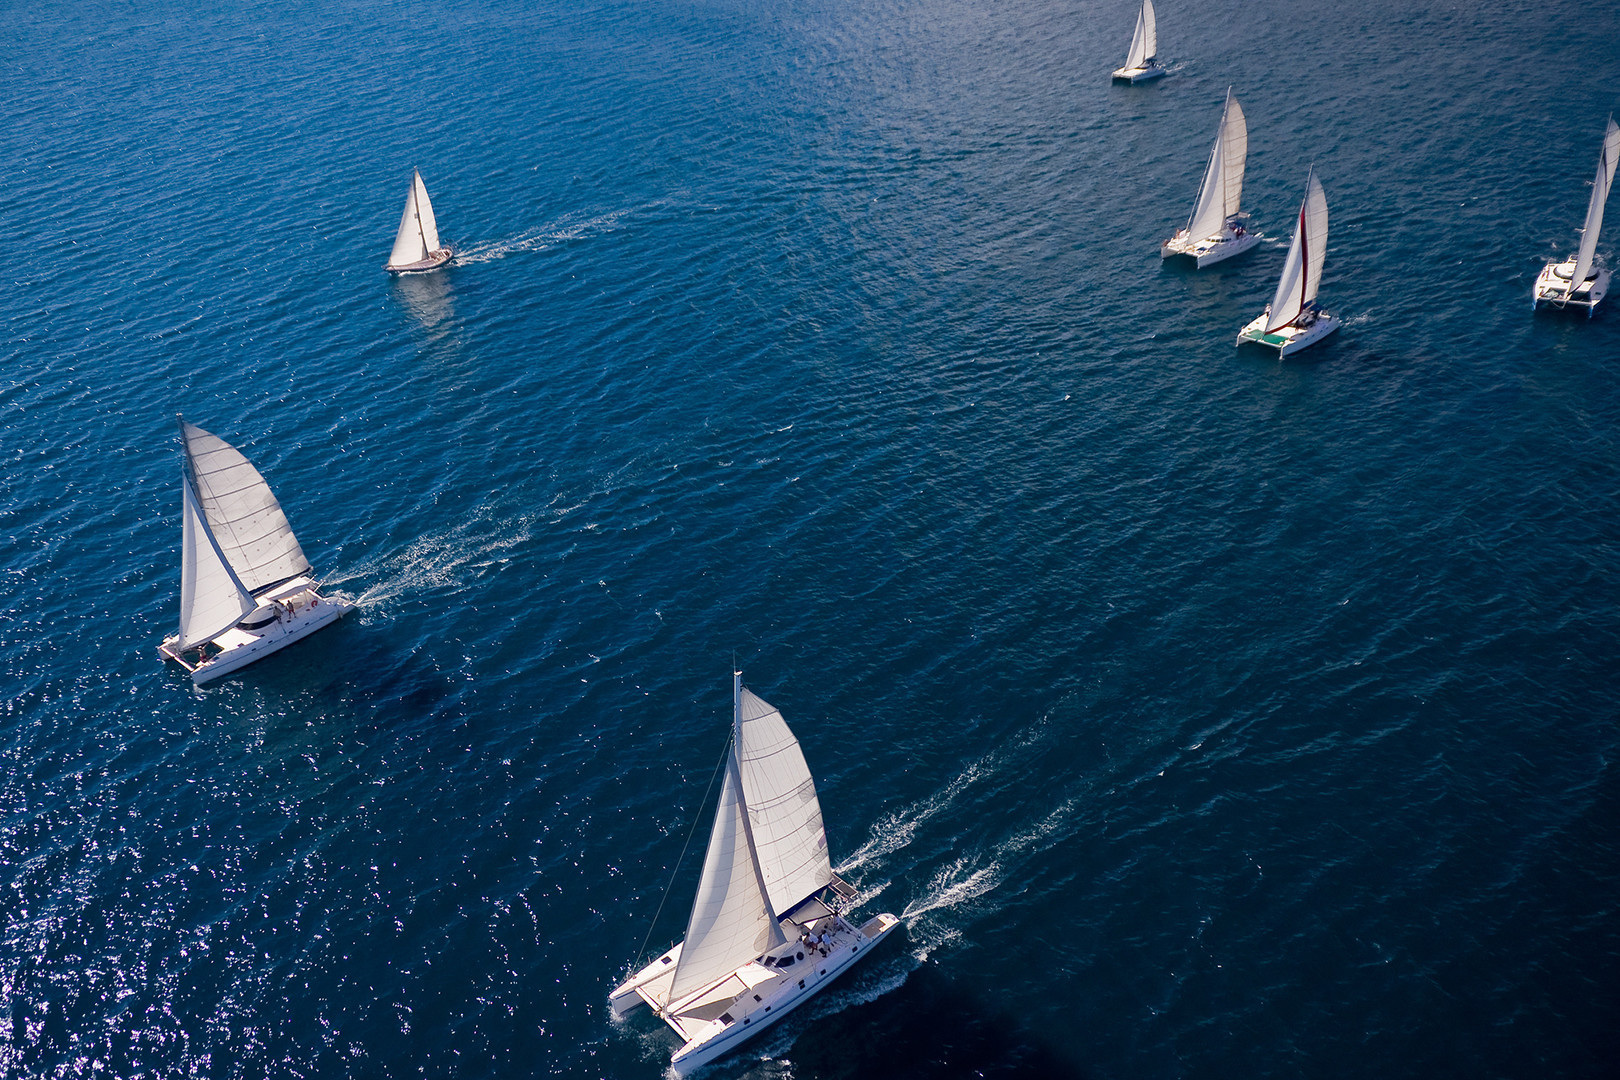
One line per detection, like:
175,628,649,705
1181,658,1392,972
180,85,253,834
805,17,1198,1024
669,914,900,1075
1161,229,1258,267
385,248,453,274
161,592,354,684
1236,311,1341,357
1112,64,1165,83
1532,261,1608,314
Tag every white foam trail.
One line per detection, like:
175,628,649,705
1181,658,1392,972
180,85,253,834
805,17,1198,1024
836,757,990,875
452,207,636,265
322,506,538,616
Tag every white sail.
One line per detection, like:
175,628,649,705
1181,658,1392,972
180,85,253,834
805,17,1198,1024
178,480,254,649
669,755,786,1003
1571,118,1620,289
181,420,311,594
1266,169,1329,333
1186,90,1246,242
388,169,434,268
736,689,832,916
413,170,442,255
1124,0,1156,69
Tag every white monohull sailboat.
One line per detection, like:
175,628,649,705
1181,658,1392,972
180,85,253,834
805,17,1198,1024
610,673,900,1075
384,168,453,273
1237,167,1339,357
158,418,353,683
1162,89,1258,267
1533,118,1620,315
1111,0,1165,83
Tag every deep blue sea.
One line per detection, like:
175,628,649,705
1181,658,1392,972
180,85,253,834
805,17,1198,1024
3,1,1619,1077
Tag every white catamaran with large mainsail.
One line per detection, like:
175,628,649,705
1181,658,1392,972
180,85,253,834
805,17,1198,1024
158,418,353,683
1162,89,1258,267
610,673,900,1075
1533,117,1620,315
384,168,453,274
1111,0,1165,83
1236,166,1340,358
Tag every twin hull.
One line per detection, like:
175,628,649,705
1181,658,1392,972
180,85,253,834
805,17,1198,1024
1533,261,1609,313
1235,311,1341,358
161,585,353,683
613,912,900,1075
1161,229,1258,268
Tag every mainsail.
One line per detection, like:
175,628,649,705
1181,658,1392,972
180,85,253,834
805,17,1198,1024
180,419,310,594
1185,90,1247,242
388,169,441,268
1124,0,1156,70
1571,117,1620,289
736,688,832,916
178,480,254,649
668,677,829,1004
1266,168,1329,333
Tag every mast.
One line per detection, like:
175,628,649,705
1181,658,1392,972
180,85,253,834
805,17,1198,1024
1571,117,1620,293
665,672,787,1005
1185,89,1244,241
1124,0,1154,69
1265,168,1327,333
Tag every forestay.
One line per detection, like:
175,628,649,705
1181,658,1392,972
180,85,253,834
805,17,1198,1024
1124,0,1156,69
178,481,254,649
1266,169,1329,333
181,420,311,594
389,170,441,267
1185,90,1247,242
736,689,832,916
1571,117,1620,288
669,758,786,1003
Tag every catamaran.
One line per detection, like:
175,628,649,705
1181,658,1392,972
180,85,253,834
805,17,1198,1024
610,673,900,1075
1111,0,1164,83
1162,89,1257,267
158,418,353,684
1533,118,1620,315
1236,167,1339,358
384,168,452,273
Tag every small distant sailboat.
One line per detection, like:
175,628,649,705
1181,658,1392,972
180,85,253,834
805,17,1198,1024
1236,167,1340,357
1112,0,1165,83
1161,89,1258,267
384,168,452,274
158,418,353,683
1533,118,1620,315
610,672,900,1076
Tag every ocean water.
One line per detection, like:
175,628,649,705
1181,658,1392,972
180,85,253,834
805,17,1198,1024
3,0,1618,1077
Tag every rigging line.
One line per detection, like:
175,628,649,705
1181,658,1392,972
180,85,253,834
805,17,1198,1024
632,731,733,970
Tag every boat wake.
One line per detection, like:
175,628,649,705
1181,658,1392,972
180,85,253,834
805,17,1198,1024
323,505,540,618
452,207,639,265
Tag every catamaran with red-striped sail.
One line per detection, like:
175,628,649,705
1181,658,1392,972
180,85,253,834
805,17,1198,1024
1236,167,1340,357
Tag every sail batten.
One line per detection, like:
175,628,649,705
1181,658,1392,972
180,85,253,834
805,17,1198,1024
1571,117,1620,290
181,420,311,595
